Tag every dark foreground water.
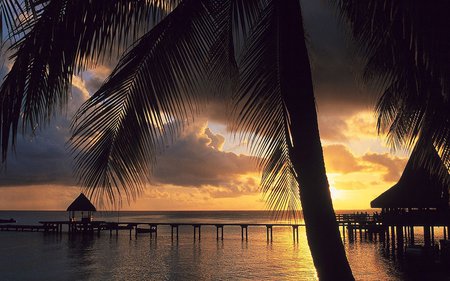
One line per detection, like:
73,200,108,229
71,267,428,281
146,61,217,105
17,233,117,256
0,211,449,281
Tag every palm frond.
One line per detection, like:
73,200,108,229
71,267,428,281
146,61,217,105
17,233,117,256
334,0,450,175
70,0,221,206
409,138,450,188
207,0,238,98
232,0,301,220
0,0,180,162
0,0,38,44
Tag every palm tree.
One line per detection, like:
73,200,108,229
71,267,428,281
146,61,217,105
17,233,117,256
3,0,449,279
334,0,450,179
71,1,353,278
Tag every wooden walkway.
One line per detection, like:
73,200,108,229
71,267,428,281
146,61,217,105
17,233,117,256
0,224,57,232
0,213,384,243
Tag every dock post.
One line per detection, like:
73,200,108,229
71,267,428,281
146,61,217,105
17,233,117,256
444,226,447,240
171,224,179,241
292,225,299,243
404,226,408,245
149,224,157,239
390,225,395,250
342,224,346,242
266,225,273,242
396,225,404,253
347,225,354,242
379,226,385,242
241,225,248,241
424,225,431,248
410,226,415,245
431,226,435,245
216,225,224,240
193,225,201,241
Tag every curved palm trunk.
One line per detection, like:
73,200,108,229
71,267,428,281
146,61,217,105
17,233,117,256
279,1,354,280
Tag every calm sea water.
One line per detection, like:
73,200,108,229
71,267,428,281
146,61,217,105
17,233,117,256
0,211,449,281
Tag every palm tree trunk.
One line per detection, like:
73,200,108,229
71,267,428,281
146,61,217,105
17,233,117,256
278,1,354,280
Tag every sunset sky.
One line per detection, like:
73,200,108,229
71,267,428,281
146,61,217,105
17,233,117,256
0,1,410,211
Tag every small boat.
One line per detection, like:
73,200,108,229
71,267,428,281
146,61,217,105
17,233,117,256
136,227,157,234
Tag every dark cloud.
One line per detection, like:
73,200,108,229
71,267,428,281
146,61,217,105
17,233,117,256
302,0,378,116
152,123,258,191
0,1,390,201
0,85,89,187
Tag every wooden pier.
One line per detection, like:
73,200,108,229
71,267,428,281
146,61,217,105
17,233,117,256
0,224,57,232
1,212,447,257
0,213,384,243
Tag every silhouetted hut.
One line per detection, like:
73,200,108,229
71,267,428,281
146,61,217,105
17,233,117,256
67,193,96,222
371,150,449,210
371,147,449,248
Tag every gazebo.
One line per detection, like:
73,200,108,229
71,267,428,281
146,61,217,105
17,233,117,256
67,193,97,223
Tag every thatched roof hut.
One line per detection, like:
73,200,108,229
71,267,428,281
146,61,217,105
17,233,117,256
371,148,449,209
67,193,96,212
67,193,96,221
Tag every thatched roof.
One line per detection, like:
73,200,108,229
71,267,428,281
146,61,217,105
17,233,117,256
67,193,96,212
371,148,449,209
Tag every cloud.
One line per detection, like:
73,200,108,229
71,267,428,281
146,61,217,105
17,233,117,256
83,65,113,94
362,153,407,182
333,180,367,191
318,115,349,142
323,144,364,173
0,185,80,210
204,127,225,150
0,77,90,187
152,122,260,198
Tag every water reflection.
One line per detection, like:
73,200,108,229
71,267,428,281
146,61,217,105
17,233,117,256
1,225,450,280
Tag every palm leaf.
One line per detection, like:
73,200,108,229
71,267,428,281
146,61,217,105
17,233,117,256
0,0,180,162
70,0,222,206
0,0,39,44
232,0,301,220
334,0,450,174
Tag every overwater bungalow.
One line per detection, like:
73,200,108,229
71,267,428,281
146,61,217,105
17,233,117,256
371,147,450,251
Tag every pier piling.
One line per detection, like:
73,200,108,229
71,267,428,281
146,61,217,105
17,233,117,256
241,225,248,241
193,224,201,241
292,225,299,243
266,225,273,242
215,225,224,240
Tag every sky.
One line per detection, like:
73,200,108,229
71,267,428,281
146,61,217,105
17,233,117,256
0,1,410,211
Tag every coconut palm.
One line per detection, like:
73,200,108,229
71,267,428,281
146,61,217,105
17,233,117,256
0,0,358,279
334,0,450,178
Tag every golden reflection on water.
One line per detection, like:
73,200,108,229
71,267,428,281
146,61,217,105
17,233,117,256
1,221,449,280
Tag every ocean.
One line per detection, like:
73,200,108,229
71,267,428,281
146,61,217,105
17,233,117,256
0,211,449,281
